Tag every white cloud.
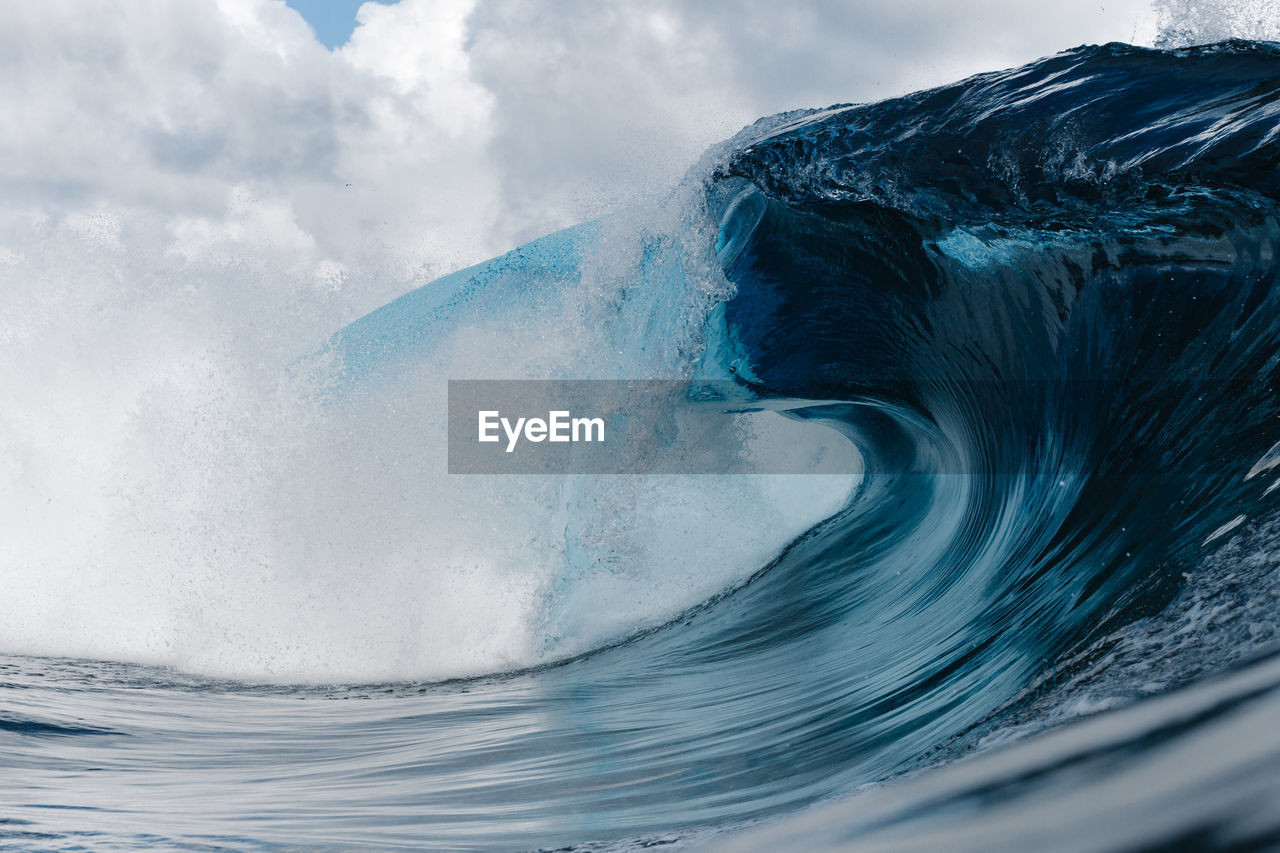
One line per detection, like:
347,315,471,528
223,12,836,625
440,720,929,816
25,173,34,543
167,186,316,266
342,0,492,135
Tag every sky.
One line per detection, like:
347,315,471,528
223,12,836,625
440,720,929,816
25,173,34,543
0,0,1179,306
286,0,395,48
0,0,1271,337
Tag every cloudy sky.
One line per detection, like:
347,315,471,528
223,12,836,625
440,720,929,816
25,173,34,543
0,0,1273,357
0,0,1190,317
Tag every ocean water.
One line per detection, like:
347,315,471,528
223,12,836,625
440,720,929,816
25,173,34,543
6,25,1280,853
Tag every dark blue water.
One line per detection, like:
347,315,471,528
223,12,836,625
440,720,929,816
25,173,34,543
7,40,1280,851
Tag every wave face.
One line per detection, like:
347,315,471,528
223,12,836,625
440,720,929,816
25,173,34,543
8,41,1280,851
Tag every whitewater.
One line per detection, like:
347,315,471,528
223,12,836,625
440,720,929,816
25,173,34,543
7,5,1280,852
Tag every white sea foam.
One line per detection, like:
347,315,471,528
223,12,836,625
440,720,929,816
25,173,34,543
1154,0,1280,46
0,191,858,683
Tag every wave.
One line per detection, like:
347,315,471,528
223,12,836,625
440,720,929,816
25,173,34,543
6,39,1280,851
307,37,1280,843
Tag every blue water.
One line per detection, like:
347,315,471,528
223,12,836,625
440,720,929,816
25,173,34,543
7,40,1280,850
